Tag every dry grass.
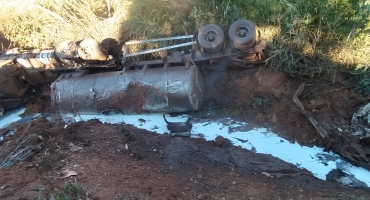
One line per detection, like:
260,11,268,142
0,0,131,48
0,0,36,13
0,0,369,94
0,134,41,170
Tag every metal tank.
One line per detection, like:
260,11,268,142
51,65,204,114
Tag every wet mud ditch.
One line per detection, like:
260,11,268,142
1,66,370,199
1,119,370,199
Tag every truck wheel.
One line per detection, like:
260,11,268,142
77,38,108,62
228,20,256,50
55,41,77,65
198,24,225,54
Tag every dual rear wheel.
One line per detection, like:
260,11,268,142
197,20,256,54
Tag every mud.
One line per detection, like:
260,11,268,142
199,65,370,170
1,119,370,199
1,65,370,199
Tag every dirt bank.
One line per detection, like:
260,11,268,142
1,66,370,199
0,119,370,199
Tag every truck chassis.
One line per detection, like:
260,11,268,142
0,20,266,115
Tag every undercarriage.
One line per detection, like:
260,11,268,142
0,20,266,115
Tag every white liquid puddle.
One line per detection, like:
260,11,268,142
0,108,25,129
1,109,370,187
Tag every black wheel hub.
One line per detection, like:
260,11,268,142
237,26,249,37
205,31,217,42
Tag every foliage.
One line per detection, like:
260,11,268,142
251,96,270,108
123,0,369,67
115,193,140,200
36,182,83,200
121,0,195,55
0,134,41,170
0,0,369,94
351,65,370,95
0,0,128,48
39,156,53,171
50,182,83,200
122,0,194,39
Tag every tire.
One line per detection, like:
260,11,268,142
100,38,119,57
77,38,107,62
198,24,225,54
228,20,256,50
55,41,77,65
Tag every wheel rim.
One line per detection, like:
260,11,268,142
236,26,249,38
205,30,217,42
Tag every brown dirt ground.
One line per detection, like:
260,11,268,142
1,66,370,199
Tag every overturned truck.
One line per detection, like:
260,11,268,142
0,20,266,115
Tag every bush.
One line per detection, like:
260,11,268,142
1,0,369,94
122,0,370,93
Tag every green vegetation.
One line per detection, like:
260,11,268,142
116,194,127,200
51,182,82,200
0,0,369,94
352,68,370,95
251,96,270,108
39,156,53,172
37,182,83,200
115,193,140,200
122,0,370,94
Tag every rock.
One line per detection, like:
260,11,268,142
256,113,263,119
68,142,83,152
214,136,233,148
271,114,278,123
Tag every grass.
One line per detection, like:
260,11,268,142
39,156,52,171
0,134,42,170
51,182,83,200
37,182,83,200
115,193,140,200
350,67,370,95
0,0,130,48
251,96,270,108
0,0,369,94
122,0,370,94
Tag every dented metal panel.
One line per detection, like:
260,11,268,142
51,65,204,114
